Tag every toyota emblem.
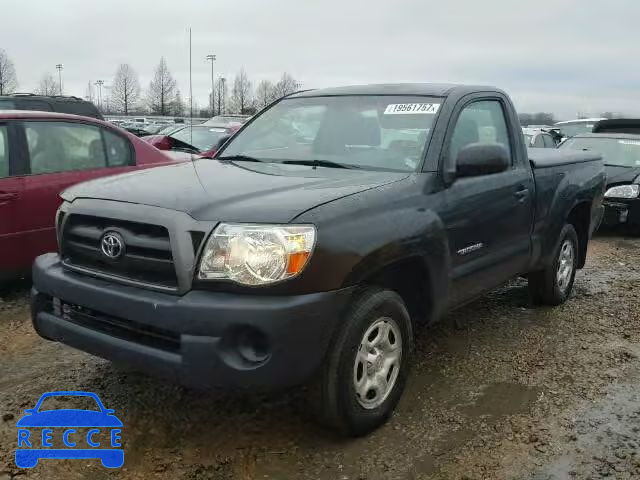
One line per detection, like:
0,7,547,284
100,232,125,260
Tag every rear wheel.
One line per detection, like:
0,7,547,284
529,223,578,306
308,288,413,436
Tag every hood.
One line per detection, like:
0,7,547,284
16,410,123,428
62,160,409,223
605,165,640,186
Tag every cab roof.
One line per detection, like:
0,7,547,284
288,83,503,98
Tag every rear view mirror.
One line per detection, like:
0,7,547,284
456,143,510,177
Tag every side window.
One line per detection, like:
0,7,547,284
21,100,53,112
533,135,545,148
0,100,16,110
24,121,107,175
103,130,133,167
450,99,512,164
58,101,100,119
542,134,555,148
0,126,9,178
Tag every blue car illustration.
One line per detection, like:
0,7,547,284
15,391,123,468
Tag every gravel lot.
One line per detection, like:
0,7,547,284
1,233,639,480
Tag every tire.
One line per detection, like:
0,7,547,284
308,287,413,437
529,223,579,306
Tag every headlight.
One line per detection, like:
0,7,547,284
198,223,316,285
604,184,639,199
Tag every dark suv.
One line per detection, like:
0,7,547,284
0,93,103,120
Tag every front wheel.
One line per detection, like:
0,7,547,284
308,288,413,437
529,223,579,306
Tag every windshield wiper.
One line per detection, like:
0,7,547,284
217,154,264,162
281,159,354,169
604,163,632,168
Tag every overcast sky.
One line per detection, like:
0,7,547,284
2,0,638,119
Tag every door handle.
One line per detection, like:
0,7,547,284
0,192,18,202
513,188,529,201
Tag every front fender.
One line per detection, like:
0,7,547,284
316,204,450,321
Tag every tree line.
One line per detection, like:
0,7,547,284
100,59,301,117
85,58,301,117
0,48,301,117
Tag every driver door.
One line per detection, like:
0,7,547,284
442,97,534,306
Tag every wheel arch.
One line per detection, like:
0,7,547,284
343,247,449,326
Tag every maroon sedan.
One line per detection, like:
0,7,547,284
0,111,181,279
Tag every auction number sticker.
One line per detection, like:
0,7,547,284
384,103,440,115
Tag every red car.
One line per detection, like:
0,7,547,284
143,124,241,158
0,111,179,279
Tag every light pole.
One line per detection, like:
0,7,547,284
55,64,64,95
95,80,104,110
206,54,216,117
220,77,226,114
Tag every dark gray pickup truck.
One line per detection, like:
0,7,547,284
31,84,605,436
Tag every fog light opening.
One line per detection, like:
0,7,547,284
237,329,270,364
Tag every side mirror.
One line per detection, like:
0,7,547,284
214,134,231,153
145,135,173,151
456,143,510,177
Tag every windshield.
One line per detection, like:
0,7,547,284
561,136,640,167
219,95,441,171
555,121,596,138
170,126,228,152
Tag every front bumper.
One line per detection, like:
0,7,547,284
32,254,353,389
602,198,640,227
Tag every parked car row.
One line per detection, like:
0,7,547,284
142,123,242,158
520,118,640,231
522,127,558,148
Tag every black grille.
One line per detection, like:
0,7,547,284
61,214,177,289
43,296,180,353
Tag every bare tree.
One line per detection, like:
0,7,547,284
272,72,300,99
147,57,177,116
85,82,95,103
111,64,141,115
215,78,229,114
0,49,17,95
230,68,253,114
36,73,58,96
255,80,275,109
173,89,185,117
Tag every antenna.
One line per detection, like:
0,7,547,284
189,27,193,147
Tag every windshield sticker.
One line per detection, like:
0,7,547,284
384,103,440,115
618,140,640,146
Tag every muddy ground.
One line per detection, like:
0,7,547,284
1,233,639,480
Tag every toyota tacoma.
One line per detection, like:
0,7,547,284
31,84,605,436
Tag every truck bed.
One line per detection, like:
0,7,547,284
528,148,602,168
